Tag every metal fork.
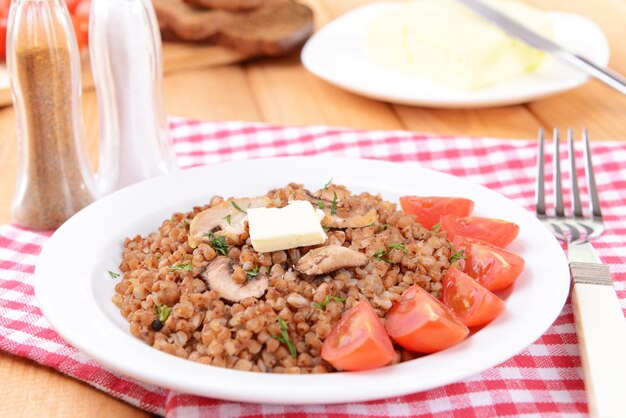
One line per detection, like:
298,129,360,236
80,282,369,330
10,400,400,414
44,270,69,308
536,129,626,418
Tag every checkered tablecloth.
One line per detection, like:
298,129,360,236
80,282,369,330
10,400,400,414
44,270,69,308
1,118,625,417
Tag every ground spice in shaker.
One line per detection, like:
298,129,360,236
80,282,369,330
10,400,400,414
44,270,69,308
12,46,95,229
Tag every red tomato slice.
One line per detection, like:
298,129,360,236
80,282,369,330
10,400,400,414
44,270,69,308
385,285,469,353
452,236,525,292
0,18,6,62
321,300,395,371
399,196,474,230
441,215,520,247
442,267,505,327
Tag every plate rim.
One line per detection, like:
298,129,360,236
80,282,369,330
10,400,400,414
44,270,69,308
34,156,570,404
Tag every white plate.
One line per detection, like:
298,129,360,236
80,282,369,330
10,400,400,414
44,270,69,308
35,157,569,404
301,3,610,108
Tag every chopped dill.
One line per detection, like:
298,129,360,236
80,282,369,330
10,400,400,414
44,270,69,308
274,318,297,358
170,260,193,271
203,232,229,256
448,244,466,263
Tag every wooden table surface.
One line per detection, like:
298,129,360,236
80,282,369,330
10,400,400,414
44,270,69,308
1,0,625,416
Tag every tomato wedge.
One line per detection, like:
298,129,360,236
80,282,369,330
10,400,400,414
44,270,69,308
442,267,505,327
385,285,469,353
452,236,525,292
321,300,395,371
399,196,474,230
441,215,520,247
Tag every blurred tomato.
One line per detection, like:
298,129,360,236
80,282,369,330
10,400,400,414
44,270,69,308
0,18,7,61
65,0,81,14
75,0,90,19
71,1,90,50
0,0,10,18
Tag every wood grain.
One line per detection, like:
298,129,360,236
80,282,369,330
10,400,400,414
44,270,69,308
0,1,625,417
0,353,147,418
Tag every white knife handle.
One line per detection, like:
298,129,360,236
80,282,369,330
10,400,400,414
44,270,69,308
571,273,626,418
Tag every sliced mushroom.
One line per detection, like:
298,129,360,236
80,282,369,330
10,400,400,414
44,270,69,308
303,189,378,229
188,197,269,248
201,257,268,302
323,204,378,229
295,246,368,275
314,184,351,202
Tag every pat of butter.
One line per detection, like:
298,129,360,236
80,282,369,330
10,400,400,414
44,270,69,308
367,0,553,90
248,200,327,253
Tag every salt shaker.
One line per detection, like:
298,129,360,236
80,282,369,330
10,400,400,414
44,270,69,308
7,0,96,230
89,0,177,195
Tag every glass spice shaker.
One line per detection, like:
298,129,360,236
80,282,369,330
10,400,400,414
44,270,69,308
7,0,96,230
89,0,177,196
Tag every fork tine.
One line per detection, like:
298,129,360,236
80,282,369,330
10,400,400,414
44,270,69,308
553,128,565,217
583,130,603,219
568,129,583,218
536,129,546,216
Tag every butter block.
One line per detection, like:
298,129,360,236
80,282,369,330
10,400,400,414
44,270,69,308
248,200,327,253
367,0,553,90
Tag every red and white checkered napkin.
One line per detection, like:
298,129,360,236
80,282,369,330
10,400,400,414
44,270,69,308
2,118,625,417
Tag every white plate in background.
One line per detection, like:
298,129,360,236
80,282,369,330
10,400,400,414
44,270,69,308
35,157,570,404
301,3,610,108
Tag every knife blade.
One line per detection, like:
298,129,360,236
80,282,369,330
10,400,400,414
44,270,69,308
456,0,626,96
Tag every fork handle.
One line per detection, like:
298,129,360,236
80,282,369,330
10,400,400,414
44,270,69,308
571,281,626,418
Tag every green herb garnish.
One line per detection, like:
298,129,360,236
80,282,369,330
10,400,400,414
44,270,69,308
274,318,297,358
432,223,442,233
448,244,466,263
230,201,246,213
223,214,232,225
322,226,330,233
245,266,260,279
313,295,346,309
154,304,172,323
108,270,120,279
203,232,229,256
313,295,332,309
330,191,338,216
388,242,408,253
179,220,189,229
373,247,394,264
170,260,193,271
323,178,333,190
317,201,325,210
